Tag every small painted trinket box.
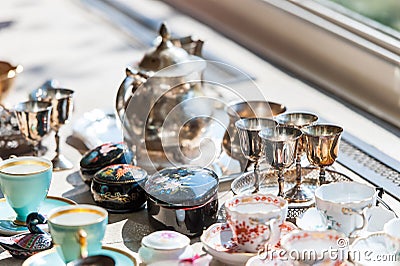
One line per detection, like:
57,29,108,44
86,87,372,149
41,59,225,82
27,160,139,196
80,142,135,183
145,166,219,236
91,164,147,212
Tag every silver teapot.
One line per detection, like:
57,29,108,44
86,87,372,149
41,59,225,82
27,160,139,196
115,23,208,173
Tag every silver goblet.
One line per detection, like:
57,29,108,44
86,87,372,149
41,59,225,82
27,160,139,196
14,101,52,156
235,118,277,193
259,126,302,197
275,112,318,202
223,101,286,171
302,124,343,185
32,88,74,171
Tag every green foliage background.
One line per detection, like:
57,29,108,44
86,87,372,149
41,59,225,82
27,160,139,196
330,0,400,31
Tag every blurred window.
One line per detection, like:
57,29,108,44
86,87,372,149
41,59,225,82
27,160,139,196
163,0,400,129
324,0,400,33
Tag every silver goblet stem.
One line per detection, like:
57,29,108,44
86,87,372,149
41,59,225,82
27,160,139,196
52,129,72,170
253,160,260,193
319,166,326,185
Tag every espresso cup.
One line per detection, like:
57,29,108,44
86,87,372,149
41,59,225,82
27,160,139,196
0,156,52,225
225,193,288,253
47,204,108,263
315,182,377,237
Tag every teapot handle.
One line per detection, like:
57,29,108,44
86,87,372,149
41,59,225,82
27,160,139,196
171,36,204,57
115,66,149,122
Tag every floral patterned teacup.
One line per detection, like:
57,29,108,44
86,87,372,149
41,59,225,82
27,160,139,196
225,193,288,253
315,182,377,237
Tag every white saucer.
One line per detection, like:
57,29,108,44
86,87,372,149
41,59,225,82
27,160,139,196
23,246,137,266
296,206,396,234
200,222,297,265
350,232,399,266
0,196,76,236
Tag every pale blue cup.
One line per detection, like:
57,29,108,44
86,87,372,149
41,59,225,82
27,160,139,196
47,204,108,263
0,156,52,225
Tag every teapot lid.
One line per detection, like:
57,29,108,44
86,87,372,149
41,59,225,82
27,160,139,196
138,23,197,72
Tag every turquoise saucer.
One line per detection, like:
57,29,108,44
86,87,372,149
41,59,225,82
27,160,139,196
0,196,76,236
23,246,137,266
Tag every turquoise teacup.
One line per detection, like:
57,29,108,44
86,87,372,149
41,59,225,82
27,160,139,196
0,156,52,225
47,204,108,263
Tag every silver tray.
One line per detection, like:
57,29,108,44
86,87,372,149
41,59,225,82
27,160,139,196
227,166,395,220
229,167,352,220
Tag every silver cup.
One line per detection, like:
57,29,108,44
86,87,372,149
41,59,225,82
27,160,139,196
14,101,53,156
302,124,343,185
31,88,74,171
275,112,318,202
235,118,277,192
223,101,286,171
259,126,302,197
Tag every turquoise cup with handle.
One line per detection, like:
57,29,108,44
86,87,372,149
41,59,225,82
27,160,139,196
47,204,108,263
0,156,52,225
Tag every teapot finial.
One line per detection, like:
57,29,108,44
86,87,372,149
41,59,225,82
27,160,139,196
159,23,170,41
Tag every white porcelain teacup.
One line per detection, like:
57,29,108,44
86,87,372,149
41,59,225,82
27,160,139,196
315,182,377,237
138,230,194,264
225,193,288,253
